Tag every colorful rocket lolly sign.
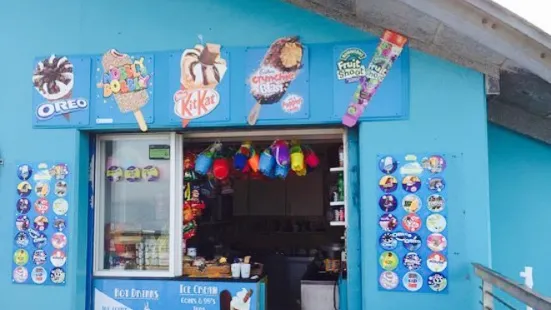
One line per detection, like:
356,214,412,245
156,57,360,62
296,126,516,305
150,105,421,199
99,49,151,132
342,30,408,127
247,36,304,125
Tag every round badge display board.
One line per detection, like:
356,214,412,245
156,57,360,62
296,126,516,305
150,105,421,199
11,163,70,285
376,154,449,293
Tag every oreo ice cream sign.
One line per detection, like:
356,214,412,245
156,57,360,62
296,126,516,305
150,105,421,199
36,98,88,120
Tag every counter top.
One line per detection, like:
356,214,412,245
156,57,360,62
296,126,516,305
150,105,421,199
93,274,267,283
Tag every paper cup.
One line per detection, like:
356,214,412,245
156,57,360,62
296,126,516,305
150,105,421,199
240,263,251,278
231,263,241,278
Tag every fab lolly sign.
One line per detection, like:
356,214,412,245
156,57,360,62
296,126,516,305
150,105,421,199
173,88,220,122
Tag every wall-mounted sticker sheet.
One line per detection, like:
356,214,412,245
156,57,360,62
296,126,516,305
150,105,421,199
12,163,69,285
94,278,259,309
245,36,309,125
376,154,448,293
32,55,91,127
94,50,154,131
341,30,407,128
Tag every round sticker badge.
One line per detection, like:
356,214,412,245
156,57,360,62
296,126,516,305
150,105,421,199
427,194,445,212
16,215,30,231
16,198,31,214
399,233,422,251
427,252,448,272
402,176,421,193
53,198,69,216
379,213,398,232
428,177,446,192
54,217,66,232
33,216,49,231
33,250,47,265
403,252,422,271
427,233,448,252
55,181,67,197
106,166,124,182
379,271,399,290
402,213,422,232
143,165,160,182
31,266,47,284
402,272,423,292
35,182,50,198
378,175,398,193
426,214,447,233
30,229,48,249
13,266,28,283
17,181,32,197
50,267,66,284
402,194,421,213
379,233,398,250
17,164,33,181
379,251,399,271
428,273,448,292
125,166,142,182
379,156,398,174
13,249,29,266
426,155,446,174
51,232,67,249
379,195,397,212
34,198,49,215
50,249,67,267
51,163,69,180
14,232,29,248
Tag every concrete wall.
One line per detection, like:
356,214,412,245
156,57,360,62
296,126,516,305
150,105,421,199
0,0,488,309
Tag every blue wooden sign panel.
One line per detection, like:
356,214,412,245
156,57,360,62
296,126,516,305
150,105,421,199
32,56,91,128
332,43,409,120
167,49,231,125
92,53,155,127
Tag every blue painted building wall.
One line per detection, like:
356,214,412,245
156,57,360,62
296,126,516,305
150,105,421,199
488,124,551,309
0,0,489,310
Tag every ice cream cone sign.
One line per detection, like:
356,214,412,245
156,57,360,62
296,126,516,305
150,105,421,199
174,42,228,128
98,49,151,132
33,54,88,122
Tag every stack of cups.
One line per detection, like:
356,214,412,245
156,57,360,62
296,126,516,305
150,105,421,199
231,257,251,279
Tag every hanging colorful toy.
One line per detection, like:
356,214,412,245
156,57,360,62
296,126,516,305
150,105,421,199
183,221,197,240
259,147,276,177
195,142,222,175
274,162,289,179
290,140,305,173
234,141,252,171
248,147,260,173
271,140,290,167
303,145,320,169
212,158,230,180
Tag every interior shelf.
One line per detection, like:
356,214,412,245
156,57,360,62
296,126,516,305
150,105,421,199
330,201,345,207
329,167,344,172
330,221,346,226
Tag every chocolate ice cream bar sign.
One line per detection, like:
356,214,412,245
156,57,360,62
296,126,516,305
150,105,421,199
245,36,310,125
94,278,260,309
32,55,91,127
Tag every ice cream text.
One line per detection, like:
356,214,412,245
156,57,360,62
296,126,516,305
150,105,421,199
179,284,217,307
102,57,150,97
36,99,88,120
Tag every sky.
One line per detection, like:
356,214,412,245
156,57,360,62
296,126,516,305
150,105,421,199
493,0,551,34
